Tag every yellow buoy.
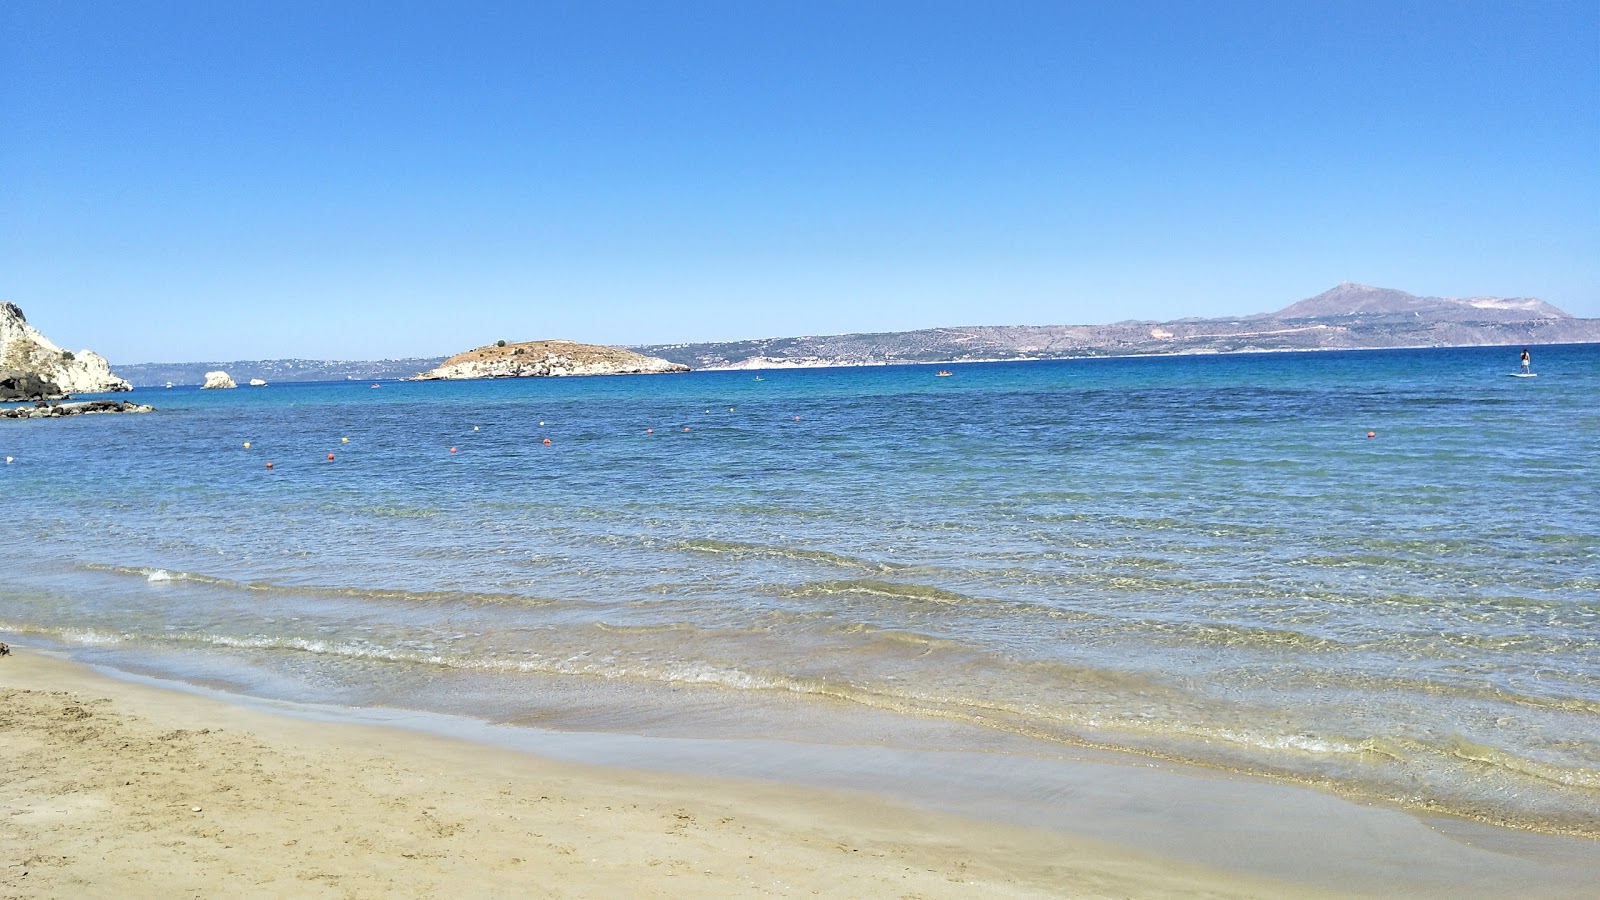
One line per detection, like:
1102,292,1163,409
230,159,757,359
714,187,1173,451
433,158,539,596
341,437,349,443
243,442,250,449
473,426,479,431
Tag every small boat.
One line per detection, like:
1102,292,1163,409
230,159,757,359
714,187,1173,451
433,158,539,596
370,383,382,389
935,370,953,377
753,375,763,381
164,382,173,389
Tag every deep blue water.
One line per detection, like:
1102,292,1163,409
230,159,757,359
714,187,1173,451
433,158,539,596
3,344,1597,835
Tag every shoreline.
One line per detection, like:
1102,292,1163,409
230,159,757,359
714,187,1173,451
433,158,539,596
5,649,1598,898
3,650,1307,900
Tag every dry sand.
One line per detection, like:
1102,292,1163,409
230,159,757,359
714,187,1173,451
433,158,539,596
2,652,1316,899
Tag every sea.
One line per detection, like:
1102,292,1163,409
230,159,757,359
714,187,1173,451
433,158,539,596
4,344,1597,841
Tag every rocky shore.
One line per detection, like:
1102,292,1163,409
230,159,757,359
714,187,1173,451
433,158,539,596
1,400,154,419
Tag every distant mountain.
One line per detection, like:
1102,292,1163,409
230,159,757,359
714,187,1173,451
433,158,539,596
111,357,447,388
1273,282,1570,321
634,284,1597,370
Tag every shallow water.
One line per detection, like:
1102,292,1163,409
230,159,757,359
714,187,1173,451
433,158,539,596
3,344,1597,836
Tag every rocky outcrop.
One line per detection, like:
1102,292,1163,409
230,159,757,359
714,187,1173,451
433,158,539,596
202,371,237,389
0,370,62,402
413,340,690,380
0,302,132,396
1,400,154,419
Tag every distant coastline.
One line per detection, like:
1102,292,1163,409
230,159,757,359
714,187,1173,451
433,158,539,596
105,284,1598,386
106,337,1599,386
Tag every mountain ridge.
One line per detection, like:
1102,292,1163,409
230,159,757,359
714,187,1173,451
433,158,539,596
1274,282,1569,320
632,284,1594,370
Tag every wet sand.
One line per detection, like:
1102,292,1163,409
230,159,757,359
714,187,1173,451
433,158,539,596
1,652,1318,899
3,651,1595,898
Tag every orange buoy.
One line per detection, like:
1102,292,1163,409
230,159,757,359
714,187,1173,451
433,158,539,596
793,416,800,421
327,453,335,461
646,428,653,434
1367,431,1376,439
684,427,691,432
266,461,273,469
542,438,552,445
450,447,457,453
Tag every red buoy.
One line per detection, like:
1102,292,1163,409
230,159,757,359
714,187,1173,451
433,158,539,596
327,453,335,461
542,438,552,445
1367,431,1376,439
450,447,457,453
266,462,273,469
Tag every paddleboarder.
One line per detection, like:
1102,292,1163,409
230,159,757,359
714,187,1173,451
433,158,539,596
1520,348,1531,374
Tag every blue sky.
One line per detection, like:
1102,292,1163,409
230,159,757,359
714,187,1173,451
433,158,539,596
3,1,1596,362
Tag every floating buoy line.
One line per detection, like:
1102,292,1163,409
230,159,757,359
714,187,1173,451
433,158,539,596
237,404,810,470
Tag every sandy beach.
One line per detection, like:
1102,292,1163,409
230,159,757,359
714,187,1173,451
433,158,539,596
2,651,1325,899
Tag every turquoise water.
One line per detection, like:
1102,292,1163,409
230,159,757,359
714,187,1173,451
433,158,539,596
3,345,1597,836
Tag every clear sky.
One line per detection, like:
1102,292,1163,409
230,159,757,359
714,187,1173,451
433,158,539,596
3,1,1596,362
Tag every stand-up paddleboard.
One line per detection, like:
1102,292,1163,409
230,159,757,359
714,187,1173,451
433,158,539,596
1508,372,1537,378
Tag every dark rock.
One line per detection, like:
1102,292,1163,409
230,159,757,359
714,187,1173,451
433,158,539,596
0,400,154,419
0,370,63,402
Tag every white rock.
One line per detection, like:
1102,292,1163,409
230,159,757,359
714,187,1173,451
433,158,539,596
0,301,131,394
202,371,237,389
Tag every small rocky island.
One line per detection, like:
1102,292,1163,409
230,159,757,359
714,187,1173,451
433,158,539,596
413,339,689,380
1,301,132,400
